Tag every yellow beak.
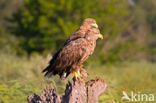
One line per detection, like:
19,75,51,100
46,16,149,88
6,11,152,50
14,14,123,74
91,23,98,28
97,34,103,39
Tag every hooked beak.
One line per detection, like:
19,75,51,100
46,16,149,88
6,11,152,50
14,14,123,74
96,34,103,39
91,23,98,28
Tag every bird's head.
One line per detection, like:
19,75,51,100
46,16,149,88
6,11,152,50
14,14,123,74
85,28,103,40
80,18,98,31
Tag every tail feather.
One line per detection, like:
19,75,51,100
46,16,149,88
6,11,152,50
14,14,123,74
42,66,49,73
42,50,60,78
44,71,53,79
42,65,54,78
60,72,70,80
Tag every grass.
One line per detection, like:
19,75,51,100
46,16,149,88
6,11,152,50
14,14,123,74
0,53,156,103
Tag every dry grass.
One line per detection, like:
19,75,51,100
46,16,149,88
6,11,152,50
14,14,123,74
0,53,156,103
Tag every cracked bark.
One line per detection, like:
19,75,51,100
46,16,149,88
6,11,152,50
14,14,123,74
28,77,107,103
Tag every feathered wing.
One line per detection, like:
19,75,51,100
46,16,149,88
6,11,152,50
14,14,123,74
64,30,85,46
42,38,91,79
42,49,61,78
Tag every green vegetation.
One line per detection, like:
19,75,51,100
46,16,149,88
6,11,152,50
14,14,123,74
0,0,155,62
0,53,155,103
13,0,130,55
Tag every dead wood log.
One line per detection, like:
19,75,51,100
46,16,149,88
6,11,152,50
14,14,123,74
27,77,107,103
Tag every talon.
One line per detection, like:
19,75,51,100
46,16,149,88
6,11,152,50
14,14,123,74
73,70,83,81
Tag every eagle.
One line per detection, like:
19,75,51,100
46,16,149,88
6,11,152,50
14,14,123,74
42,19,103,79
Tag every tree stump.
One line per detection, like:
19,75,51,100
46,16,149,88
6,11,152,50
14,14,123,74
28,77,107,103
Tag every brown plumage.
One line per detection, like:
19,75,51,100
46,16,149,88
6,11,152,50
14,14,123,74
64,18,98,45
43,18,98,77
42,21,103,79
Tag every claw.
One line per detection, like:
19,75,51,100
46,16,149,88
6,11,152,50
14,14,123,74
73,70,83,81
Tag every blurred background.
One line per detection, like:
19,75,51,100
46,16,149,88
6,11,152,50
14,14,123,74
0,0,156,103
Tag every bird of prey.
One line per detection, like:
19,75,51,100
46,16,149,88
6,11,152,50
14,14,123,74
47,18,98,71
42,21,103,80
43,18,98,79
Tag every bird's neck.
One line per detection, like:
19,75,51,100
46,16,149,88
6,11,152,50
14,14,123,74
86,37,97,44
80,26,89,32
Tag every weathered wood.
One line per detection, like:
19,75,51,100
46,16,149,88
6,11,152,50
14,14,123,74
28,77,107,103
86,78,107,103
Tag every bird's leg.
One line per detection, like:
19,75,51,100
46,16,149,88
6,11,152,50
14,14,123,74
73,64,86,81
80,64,84,69
77,70,81,77
74,70,83,81
73,70,80,79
